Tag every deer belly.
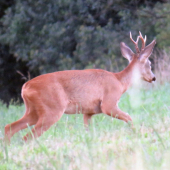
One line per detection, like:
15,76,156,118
64,99,102,114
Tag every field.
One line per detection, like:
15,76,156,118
0,82,170,170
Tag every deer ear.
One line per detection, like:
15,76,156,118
120,42,134,62
140,40,156,63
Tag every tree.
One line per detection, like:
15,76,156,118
0,44,30,105
0,0,169,104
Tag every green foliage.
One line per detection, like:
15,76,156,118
0,44,30,105
0,0,123,73
0,0,14,18
74,24,124,70
124,1,170,50
0,0,167,74
154,2,170,49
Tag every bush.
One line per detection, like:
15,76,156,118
0,0,169,104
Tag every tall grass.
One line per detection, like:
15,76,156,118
0,82,170,170
154,50,170,83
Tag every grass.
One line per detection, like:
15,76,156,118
0,83,170,170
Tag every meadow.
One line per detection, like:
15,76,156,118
0,82,170,170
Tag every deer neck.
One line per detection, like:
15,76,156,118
115,59,139,93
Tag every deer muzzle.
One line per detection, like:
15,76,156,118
152,77,156,81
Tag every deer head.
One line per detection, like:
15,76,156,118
120,31,156,83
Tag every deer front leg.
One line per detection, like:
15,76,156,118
106,107,132,123
101,100,133,126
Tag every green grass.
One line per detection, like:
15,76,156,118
0,83,170,170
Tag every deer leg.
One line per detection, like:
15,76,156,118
83,114,93,128
106,107,132,123
101,101,133,124
23,111,64,142
4,112,38,143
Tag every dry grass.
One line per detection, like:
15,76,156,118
154,50,170,83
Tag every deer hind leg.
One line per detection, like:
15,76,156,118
22,87,67,141
4,104,38,143
83,114,93,128
23,110,64,142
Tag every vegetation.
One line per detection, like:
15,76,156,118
0,83,170,169
0,0,170,104
0,1,170,169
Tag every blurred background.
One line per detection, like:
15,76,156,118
0,0,170,105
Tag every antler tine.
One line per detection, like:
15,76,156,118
130,32,140,53
144,35,147,43
139,31,147,50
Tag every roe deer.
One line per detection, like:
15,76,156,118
4,32,156,143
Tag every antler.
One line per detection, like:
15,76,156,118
130,32,140,53
138,31,147,50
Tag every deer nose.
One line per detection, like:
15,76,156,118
152,77,156,81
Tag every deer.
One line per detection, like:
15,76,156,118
4,32,156,143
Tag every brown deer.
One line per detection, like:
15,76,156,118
4,32,156,143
